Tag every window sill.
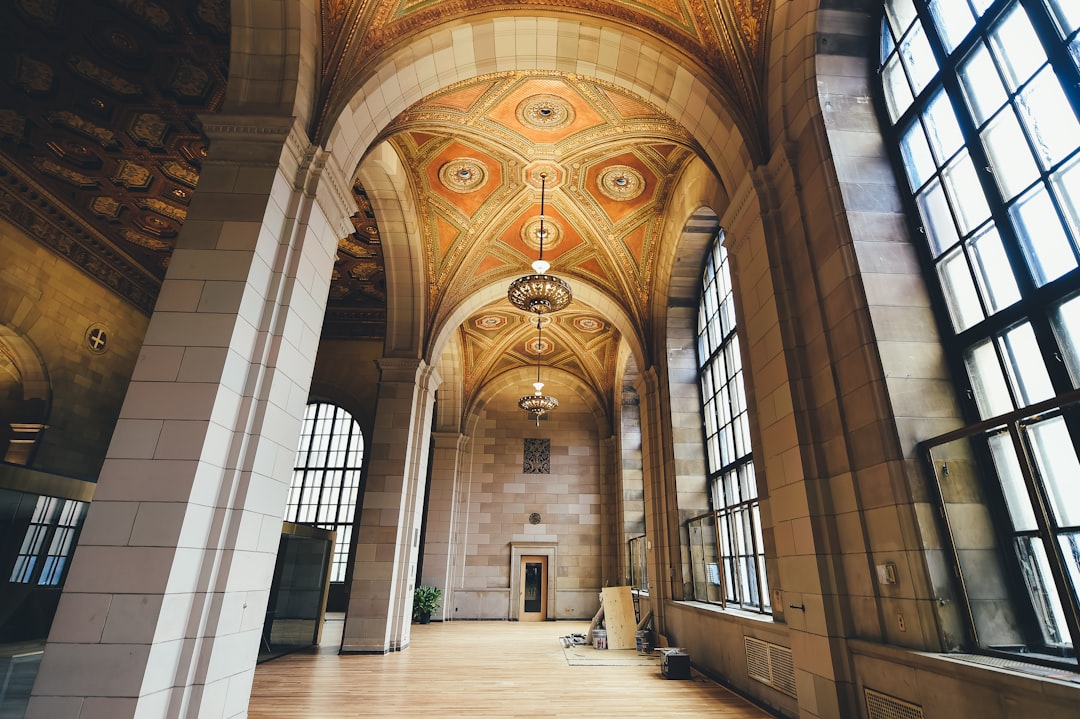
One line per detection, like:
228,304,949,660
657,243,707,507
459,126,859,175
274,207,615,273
672,599,778,625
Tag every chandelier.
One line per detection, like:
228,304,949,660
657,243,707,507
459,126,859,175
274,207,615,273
507,174,572,314
518,316,559,424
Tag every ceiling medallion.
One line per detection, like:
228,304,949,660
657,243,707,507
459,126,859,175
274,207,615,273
516,94,574,130
438,158,488,193
598,165,645,201
524,162,562,189
521,215,562,252
574,316,605,333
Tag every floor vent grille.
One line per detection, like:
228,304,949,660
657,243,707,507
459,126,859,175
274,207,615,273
743,636,797,697
864,687,924,719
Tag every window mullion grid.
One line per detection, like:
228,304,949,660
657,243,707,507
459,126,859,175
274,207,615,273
1011,422,1080,649
896,2,1080,419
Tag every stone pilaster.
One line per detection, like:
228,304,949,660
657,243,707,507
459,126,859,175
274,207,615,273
341,358,441,652
28,114,342,719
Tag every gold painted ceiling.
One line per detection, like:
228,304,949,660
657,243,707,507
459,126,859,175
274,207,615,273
318,0,772,152
1,0,774,422
379,73,702,413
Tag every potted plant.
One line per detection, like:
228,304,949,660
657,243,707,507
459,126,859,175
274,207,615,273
413,585,442,624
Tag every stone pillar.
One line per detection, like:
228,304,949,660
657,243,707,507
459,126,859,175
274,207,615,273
634,367,679,629
28,115,344,718
598,435,619,586
420,431,468,620
341,358,440,652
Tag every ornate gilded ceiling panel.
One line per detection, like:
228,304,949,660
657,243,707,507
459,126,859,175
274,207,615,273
315,0,772,151
0,0,229,313
383,73,700,338
378,71,699,414
460,304,620,415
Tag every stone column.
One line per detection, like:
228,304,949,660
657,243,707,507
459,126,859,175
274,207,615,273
598,435,619,586
28,115,345,718
634,367,679,629
420,431,468,620
341,358,440,652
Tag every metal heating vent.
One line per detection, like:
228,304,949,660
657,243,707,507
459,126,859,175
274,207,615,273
864,688,924,719
743,636,797,698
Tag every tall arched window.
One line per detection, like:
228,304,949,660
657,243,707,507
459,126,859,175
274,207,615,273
881,0,1080,661
688,230,769,613
286,402,364,583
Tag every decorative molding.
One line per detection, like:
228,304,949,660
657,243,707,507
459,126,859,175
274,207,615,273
0,160,158,313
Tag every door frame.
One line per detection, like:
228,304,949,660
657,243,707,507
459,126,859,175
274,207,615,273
509,542,557,621
519,555,547,621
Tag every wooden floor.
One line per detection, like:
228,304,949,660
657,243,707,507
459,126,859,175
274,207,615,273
249,619,775,718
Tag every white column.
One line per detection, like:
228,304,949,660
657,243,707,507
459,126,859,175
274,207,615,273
27,115,343,719
341,358,440,652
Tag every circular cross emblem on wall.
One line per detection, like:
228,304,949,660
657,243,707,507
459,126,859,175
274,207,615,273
85,323,109,354
529,512,542,525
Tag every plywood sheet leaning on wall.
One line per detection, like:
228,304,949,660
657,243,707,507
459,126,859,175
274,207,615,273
601,586,637,649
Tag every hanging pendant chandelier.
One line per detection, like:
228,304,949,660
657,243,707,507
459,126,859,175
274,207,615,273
518,316,558,424
507,174,572,314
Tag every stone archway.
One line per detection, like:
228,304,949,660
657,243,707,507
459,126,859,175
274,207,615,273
0,325,50,465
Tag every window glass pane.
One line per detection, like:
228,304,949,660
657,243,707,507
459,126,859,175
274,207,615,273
1024,416,1080,526
1051,150,1080,240
942,151,991,234
1010,183,1077,285
988,431,1039,531
917,178,960,256
982,108,1040,199
939,247,985,331
1001,322,1055,406
900,122,936,189
885,0,918,35
929,0,975,52
960,43,1008,126
884,55,916,121
969,0,994,17
882,18,896,62
1045,0,1080,35
1016,67,1080,170
967,226,1021,315
925,90,965,163
1060,534,1080,624
901,21,939,96
1015,537,1071,645
1052,294,1080,386
965,339,1015,417
990,6,1047,91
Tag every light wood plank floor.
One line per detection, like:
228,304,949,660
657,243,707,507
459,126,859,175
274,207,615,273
249,619,775,718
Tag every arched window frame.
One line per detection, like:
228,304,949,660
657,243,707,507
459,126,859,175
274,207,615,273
688,230,770,614
878,0,1080,663
286,402,364,583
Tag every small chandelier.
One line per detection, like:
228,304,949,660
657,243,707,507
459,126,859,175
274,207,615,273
507,174,572,314
519,316,558,425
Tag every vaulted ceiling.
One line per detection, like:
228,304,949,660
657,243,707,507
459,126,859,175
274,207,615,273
1,0,773,421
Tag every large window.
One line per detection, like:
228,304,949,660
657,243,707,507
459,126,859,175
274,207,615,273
689,231,769,613
9,495,87,587
881,0,1080,662
286,402,364,583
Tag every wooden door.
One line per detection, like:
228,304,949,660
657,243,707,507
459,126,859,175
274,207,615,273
519,555,547,621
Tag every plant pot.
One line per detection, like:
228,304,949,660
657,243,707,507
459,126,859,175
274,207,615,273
417,611,432,624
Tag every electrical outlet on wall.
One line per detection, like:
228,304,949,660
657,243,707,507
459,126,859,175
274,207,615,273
896,613,906,632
